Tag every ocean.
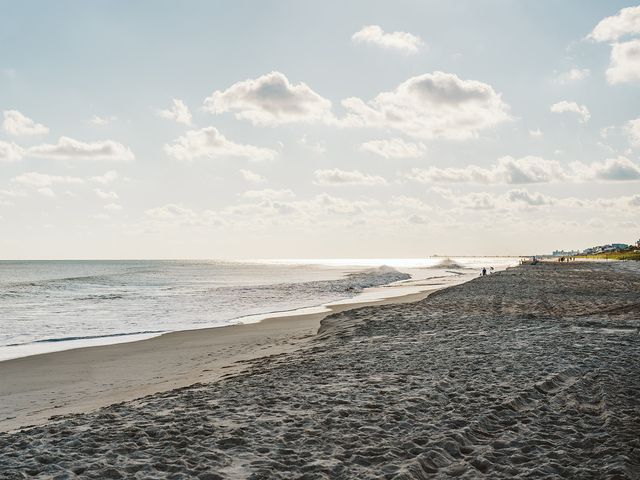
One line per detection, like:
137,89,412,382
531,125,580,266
0,257,517,361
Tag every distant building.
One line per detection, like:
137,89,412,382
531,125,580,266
611,243,629,250
582,243,630,255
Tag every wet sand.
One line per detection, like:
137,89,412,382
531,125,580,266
0,271,473,434
1,262,639,478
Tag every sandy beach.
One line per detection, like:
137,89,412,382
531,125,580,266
0,270,474,434
1,261,639,478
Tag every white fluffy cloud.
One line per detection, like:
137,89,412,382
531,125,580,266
341,71,511,140
241,189,295,201
389,195,432,212
550,101,590,123
145,204,207,226
313,169,387,186
94,188,119,200
240,169,266,183
3,110,49,136
0,141,25,162
164,127,277,161
358,138,426,159
351,25,424,54
90,171,118,184
298,135,326,154
529,128,543,138
434,188,555,211
588,7,640,85
203,71,333,126
588,5,640,42
157,99,193,125
625,118,640,147
606,39,640,84
405,156,566,185
29,137,134,161
12,172,84,188
556,68,590,83
144,193,385,230
571,156,640,181
89,115,117,126
405,156,640,185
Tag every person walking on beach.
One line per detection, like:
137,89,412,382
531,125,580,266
482,267,487,276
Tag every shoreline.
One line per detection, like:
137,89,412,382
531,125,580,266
0,264,477,363
0,269,477,433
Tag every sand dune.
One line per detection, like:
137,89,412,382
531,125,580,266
1,262,639,478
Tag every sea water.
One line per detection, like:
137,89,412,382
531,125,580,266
0,257,517,361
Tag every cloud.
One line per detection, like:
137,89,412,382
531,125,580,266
89,115,117,126
341,71,511,140
529,128,543,138
94,188,119,200
432,187,640,216
434,187,555,211
0,188,25,199
144,203,221,227
550,101,590,123
626,118,640,147
241,189,295,200
90,170,118,184
389,195,432,212
588,7,640,85
164,127,277,161
571,156,640,181
240,169,266,183
157,99,193,125
29,137,134,161
203,71,334,126
406,156,640,185
37,187,56,198
144,193,384,230
312,193,379,215
103,203,123,211
358,138,426,159
12,172,84,188
506,189,554,206
351,25,424,54
0,141,25,162
606,39,640,84
405,156,567,185
556,68,590,83
146,204,197,220
298,135,326,154
313,169,387,186
588,5,640,42
3,110,49,136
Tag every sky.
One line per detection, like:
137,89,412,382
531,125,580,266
1,0,639,259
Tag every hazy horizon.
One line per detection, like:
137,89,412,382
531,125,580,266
1,1,639,259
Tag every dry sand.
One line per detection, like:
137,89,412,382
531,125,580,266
1,262,639,479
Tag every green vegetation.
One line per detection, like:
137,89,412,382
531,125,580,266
576,250,640,261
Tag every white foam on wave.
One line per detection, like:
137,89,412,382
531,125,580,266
425,258,467,269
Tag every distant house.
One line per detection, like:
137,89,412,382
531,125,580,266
611,243,629,250
581,243,628,255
